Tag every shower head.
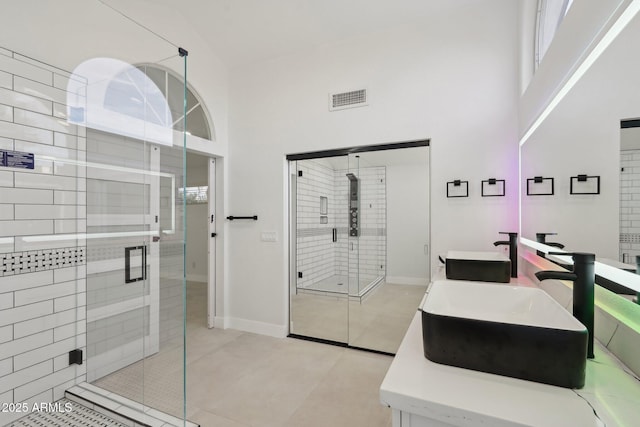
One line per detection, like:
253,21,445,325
346,173,358,182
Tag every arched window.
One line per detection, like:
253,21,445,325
136,64,214,141
535,0,574,69
68,60,214,144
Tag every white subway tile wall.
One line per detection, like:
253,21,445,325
296,160,338,289
0,48,86,424
620,151,640,262
296,159,386,295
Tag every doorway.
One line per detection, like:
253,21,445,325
185,151,216,329
288,142,430,354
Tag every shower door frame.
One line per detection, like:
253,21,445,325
287,139,430,352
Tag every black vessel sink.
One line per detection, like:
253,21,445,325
421,280,588,388
445,251,511,283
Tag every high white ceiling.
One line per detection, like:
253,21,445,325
144,0,479,68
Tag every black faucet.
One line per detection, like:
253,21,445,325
535,252,595,359
493,232,518,278
535,232,565,257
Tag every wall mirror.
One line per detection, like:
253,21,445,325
520,5,640,301
288,143,429,354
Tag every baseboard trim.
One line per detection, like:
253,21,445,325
186,274,207,283
226,317,287,338
386,276,428,286
212,316,226,329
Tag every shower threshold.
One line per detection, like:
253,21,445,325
14,383,199,427
9,397,129,427
298,275,384,302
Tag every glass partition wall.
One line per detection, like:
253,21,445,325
80,37,189,427
289,144,430,354
0,1,188,425
290,156,350,343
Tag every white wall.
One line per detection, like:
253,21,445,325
519,0,632,131
518,0,537,95
386,162,429,284
227,1,519,336
0,0,229,159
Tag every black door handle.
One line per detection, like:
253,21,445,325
125,245,146,283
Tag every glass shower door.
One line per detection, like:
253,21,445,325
81,53,188,420
289,157,349,343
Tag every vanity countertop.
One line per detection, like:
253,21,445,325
380,310,640,427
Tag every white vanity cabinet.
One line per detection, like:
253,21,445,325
391,409,457,427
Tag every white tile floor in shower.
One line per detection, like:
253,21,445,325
93,282,395,427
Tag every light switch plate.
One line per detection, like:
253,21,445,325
261,231,277,242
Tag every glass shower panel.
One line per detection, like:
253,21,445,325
0,1,188,424
348,147,429,354
289,157,349,343
351,154,388,296
84,57,187,421
347,153,366,350
70,2,188,422
347,154,361,298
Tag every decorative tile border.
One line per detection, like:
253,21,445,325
620,233,640,244
0,246,85,276
297,227,386,238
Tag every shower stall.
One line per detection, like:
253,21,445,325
0,1,192,425
294,156,386,300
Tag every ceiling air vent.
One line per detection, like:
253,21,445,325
329,88,368,111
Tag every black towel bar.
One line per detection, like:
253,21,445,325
227,215,258,221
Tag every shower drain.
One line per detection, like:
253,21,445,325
9,398,129,427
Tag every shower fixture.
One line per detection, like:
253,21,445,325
347,173,359,236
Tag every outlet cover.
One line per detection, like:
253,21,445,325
261,231,277,242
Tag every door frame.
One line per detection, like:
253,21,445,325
207,157,216,328
285,139,430,343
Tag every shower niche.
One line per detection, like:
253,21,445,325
288,143,429,354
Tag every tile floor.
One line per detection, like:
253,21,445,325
94,282,396,427
291,282,427,352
